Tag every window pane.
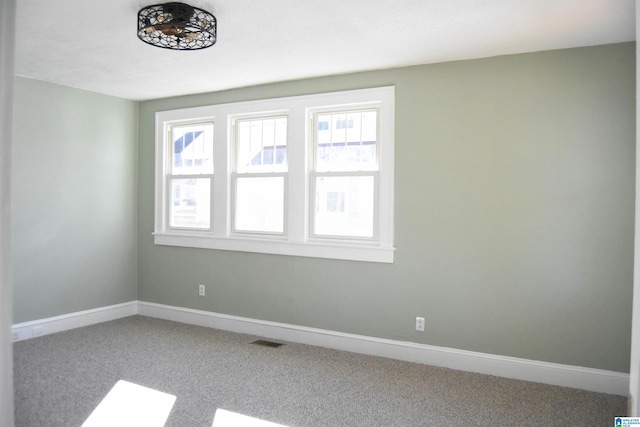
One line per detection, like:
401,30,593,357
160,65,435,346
315,110,377,172
236,117,287,173
169,178,211,229
314,176,374,238
171,123,214,175
235,176,284,233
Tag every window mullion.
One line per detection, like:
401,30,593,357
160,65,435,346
211,117,227,236
286,108,306,242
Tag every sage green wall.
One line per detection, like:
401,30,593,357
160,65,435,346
138,43,635,372
12,77,138,322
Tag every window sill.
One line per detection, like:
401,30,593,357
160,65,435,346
153,232,394,263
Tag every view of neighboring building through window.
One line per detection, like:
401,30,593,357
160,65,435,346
232,116,287,234
312,110,377,239
154,87,395,263
168,122,213,229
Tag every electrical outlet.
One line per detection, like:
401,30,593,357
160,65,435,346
198,284,205,296
415,317,425,332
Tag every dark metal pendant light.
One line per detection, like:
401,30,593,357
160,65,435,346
138,2,217,50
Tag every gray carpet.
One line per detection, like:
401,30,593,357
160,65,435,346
13,315,626,426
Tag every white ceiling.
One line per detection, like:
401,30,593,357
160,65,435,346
14,0,636,101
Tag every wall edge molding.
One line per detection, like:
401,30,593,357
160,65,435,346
12,300,628,396
11,301,138,341
137,301,629,396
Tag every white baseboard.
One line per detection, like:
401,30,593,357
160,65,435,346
137,301,629,396
12,300,629,396
11,301,138,342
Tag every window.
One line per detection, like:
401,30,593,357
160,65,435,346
312,109,378,239
166,122,214,230
232,116,287,234
154,86,395,263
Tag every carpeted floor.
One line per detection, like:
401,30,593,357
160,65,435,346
13,315,626,426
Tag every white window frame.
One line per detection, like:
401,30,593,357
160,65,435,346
154,86,395,263
309,107,381,241
165,120,215,231
230,114,289,236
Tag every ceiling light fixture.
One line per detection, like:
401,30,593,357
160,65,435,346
137,2,217,50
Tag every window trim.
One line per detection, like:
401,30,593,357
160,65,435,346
153,86,395,263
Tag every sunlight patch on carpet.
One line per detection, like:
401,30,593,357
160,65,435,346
212,408,288,427
82,380,176,427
